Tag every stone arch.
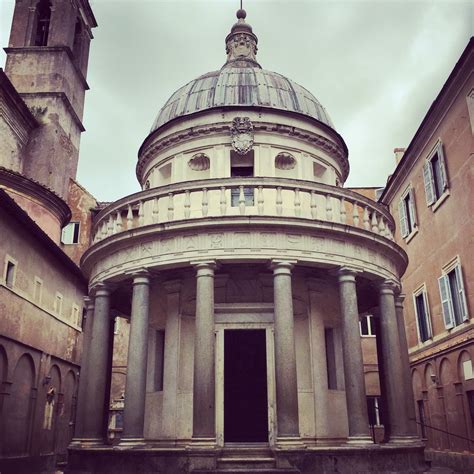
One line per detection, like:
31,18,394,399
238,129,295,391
41,364,62,454
424,363,435,388
57,369,77,454
3,353,35,456
411,368,423,398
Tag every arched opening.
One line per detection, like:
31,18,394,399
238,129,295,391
57,370,76,454
3,354,35,456
41,364,61,454
72,18,83,65
33,0,52,46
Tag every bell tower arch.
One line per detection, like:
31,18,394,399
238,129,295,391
4,0,97,198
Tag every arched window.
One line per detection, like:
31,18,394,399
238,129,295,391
34,0,51,46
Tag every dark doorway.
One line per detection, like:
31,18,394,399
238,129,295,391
224,329,268,442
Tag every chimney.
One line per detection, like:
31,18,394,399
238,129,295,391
394,148,406,164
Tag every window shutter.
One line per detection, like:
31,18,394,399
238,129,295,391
398,199,409,238
454,264,469,321
61,226,67,244
423,163,436,205
422,291,432,337
412,293,422,342
438,274,454,329
408,188,417,227
437,144,449,190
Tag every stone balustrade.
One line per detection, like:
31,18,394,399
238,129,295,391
92,178,394,244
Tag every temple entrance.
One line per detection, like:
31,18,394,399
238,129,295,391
224,329,268,442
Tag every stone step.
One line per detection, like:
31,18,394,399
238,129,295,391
192,469,300,474
217,456,276,469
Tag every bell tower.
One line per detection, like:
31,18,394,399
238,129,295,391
4,0,97,198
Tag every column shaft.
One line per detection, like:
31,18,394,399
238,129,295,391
338,268,371,442
192,263,216,439
273,261,299,438
379,282,411,440
73,297,94,439
83,285,112,441
121,272,151,441
395,294,418,436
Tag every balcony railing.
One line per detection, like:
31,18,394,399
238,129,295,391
92,178,394,244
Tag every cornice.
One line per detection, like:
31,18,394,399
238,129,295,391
136,120,349,183
0,167,71,226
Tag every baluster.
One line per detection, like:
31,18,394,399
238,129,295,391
378,217,386,235
138,200,144,227
340,198,347,224
371,212,379,233
257,186,264,215
220,187,227,216
239,185,246,215
107,215,114,236
325,194,333,221
310,191,317,219
115,210,123,233
387,225,394,240
294,188,301,217
168,193,174,221
127,204,133,229
152,197,159,223
202,188,208,217
363,207,370,230
352,202,360,227
184,190,191,219
101,221,107,239
276,187,283,216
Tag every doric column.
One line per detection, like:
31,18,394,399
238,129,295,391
395,293,418,436
161,280,182,438
272,260,299,438
337,267,372,443
82,283,112,442
192,261,216,441
72,296,94,441
121,270,151,443
378,280,412,441
307,279,330,439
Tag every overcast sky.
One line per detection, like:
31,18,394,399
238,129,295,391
0,0,472,202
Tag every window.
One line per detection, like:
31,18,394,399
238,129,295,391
231,150,254,207
398,187,417,238
71,304,80,326
367,396,381,426
423,140,448,206
34,277,43,304
61,222,80,244
412,286,432,343
324,328,337,389
4,258,16,288
438,260,469,329
54,292,63,316
359,314,376,336
33,0,51,46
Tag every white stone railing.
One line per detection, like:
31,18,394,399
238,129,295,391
92,178,394,244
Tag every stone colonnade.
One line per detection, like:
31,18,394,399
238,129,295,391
72,262,417,445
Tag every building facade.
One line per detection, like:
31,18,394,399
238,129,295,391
380,38,474,472
0,0,97,471
68,10,426,474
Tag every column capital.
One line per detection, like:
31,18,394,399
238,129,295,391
191,260,217,276
91,282,111,298
379,279,398,295
130,269,151,286
337,266,362,283
83,296,94,310
395,293,406,308
270,259,297,275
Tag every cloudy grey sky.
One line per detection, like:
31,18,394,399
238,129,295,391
0,0,472,201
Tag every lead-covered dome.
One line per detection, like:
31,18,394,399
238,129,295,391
150,68,335,132
149,9,335,134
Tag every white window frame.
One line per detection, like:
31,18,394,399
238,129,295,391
61,221,80,245
3,255,17,288
423,139,449,208
54,292,63,316
34,276,43,304
438,257,469,329
359,314,376,337
412,284,432,343
398,185,418,240
71,303,80,326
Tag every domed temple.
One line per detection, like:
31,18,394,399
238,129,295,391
68,9,426,473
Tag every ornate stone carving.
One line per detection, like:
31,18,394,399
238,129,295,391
188,153,210,171
275,152,297,170
230,117,254,155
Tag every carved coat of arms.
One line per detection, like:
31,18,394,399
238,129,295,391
230,117,254,155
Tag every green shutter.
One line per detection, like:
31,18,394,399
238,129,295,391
423,163,435,205
454,265,469,321
438,274,454,329
398,199,408,238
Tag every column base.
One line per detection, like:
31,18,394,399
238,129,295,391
388,435,421,444
117,437,146,448
69,437,106,447
346,435,373,445
276,436,306,450
188,437,217,450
